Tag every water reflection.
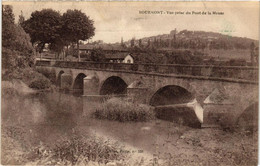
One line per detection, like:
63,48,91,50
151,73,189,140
3,89,201,137
155,107,201,128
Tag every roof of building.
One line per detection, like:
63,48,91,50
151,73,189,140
79,44,127,52
104,53,131,59
79,45,95,50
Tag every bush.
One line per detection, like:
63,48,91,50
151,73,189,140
35,68,56,84
79,52,91,59
24,134,126,165
29,77,51,90
51,135,125,165
2,67,54,91
94,98,155,122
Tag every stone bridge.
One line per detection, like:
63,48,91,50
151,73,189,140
36,60,258,127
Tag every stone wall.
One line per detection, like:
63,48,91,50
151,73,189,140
36,64,258,126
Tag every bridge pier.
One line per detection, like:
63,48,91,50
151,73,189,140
202,104,235,127
127,87,148,104
82,95,104,117
83,75,99,96
127,80,149,104
82,75,103,116
60,73,73,91
201,88,235,127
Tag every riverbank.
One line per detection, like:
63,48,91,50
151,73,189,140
2,67,54,91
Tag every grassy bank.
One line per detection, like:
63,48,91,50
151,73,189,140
25,134,126,165
2,126,127,165
94,98,156,122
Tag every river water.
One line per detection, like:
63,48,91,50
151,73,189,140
2,84,203,164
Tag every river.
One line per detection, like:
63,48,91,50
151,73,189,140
1,82,257,165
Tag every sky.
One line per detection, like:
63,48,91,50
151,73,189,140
3,1,259,43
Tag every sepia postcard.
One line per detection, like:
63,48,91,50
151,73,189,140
1,1,259,165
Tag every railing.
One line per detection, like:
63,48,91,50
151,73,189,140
35,60,258,83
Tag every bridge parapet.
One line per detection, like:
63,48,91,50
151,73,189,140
36,60,258,83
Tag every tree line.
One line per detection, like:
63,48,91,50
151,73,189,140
2,4,95,79
20,8,95,61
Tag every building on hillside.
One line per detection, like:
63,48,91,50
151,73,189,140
79,45,94,53
123,54,134,63
78,44,134,63
105,53,134,63
170,28,177,37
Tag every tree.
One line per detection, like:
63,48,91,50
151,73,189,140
2,5,35,75
90,48,105,61
2,5,34,56
121,37,124,46
250,42,256,65
147,39,151,48
138,39,142,48
2,5,14,24
18,10,25,25
21,9,63,52
62,9,95,61
154,38,158,48
49,38,66,59
130,37,135,47
2,5,15,48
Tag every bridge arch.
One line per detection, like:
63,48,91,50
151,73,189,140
236,101,258,132
150,85,200,127
100,76,128,95
56,70,65,87
73,73,87,95
150,85,194,106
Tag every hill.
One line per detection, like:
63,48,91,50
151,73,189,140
123,29,258,51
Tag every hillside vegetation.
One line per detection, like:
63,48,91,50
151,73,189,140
124,29,258,51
